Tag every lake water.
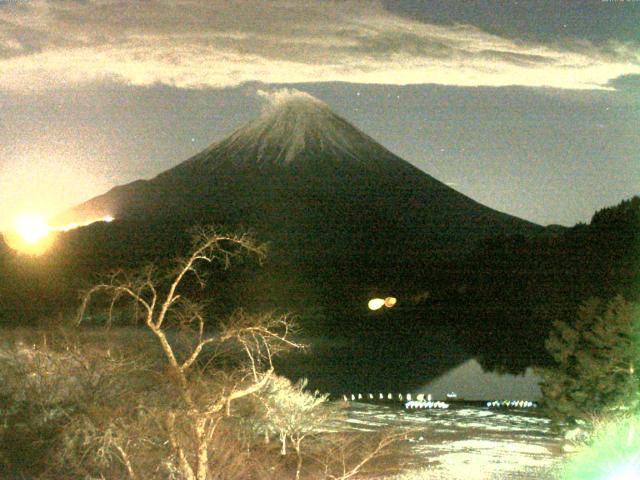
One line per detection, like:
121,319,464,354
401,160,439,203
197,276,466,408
415,359,542,400
338,402,564,480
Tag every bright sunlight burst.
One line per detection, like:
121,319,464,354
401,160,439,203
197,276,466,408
5,213,115,255
4,213,56,255
15,214,50,245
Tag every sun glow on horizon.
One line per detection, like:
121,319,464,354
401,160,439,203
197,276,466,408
5,213,115,255
15,214,50,245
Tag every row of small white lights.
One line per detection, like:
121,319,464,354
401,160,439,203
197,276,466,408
487,400,537,408
405,400,449,410
343,392,423,402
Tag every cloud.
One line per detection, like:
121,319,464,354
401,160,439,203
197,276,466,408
1,0,638,92
256,88,323,112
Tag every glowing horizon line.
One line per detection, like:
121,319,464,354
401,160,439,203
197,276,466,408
53,215,114,233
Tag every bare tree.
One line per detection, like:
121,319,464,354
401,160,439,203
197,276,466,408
255,376,333,480
78,227,303,480
319,430,413,480
2,227,410,479
0,328,162,479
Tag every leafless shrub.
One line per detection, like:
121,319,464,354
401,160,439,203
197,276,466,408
0,329,163,479
314,430,414,480
247,376,332,479
76,227,304,480
1,227,412,480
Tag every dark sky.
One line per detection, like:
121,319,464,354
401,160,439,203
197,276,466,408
1,0,639,229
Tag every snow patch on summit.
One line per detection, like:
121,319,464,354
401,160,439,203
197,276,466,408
220,88,370,165
257,88,323,113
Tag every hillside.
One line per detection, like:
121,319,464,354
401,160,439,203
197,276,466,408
51,92,542,311
2,92,583,389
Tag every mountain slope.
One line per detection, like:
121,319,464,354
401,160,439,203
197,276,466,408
58,91,540,249
4,91,569,389
53,91,543,316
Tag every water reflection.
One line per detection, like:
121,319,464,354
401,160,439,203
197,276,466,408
277,325,470,394
417,359,542,400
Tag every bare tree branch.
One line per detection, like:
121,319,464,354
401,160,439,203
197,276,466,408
74,226,299,480
180,338,217,373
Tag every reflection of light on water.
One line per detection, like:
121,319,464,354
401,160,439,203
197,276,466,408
368,298,385,310
368,296,397,311
417,359,542,400
341,402,561,479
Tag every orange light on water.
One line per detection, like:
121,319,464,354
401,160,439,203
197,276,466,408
384,297,397,308
368,296,398,311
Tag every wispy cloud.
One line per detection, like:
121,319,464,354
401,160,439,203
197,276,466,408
1,0,638,92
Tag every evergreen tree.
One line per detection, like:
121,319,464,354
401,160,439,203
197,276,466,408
539,295,640,426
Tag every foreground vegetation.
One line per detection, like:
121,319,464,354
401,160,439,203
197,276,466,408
0,327,410,479
0,228,408,479
539,295,640,428
538,294,640,479
1,195,637,477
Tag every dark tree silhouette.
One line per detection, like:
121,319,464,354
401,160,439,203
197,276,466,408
538,295,640,426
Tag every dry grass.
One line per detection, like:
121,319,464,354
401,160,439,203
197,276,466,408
0,326,413,480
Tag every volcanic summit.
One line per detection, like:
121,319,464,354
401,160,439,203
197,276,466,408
55,90,542,310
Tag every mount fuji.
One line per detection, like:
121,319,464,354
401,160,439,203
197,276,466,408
53,90,543,315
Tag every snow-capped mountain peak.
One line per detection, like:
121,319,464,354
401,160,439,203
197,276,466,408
211,89,382,166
